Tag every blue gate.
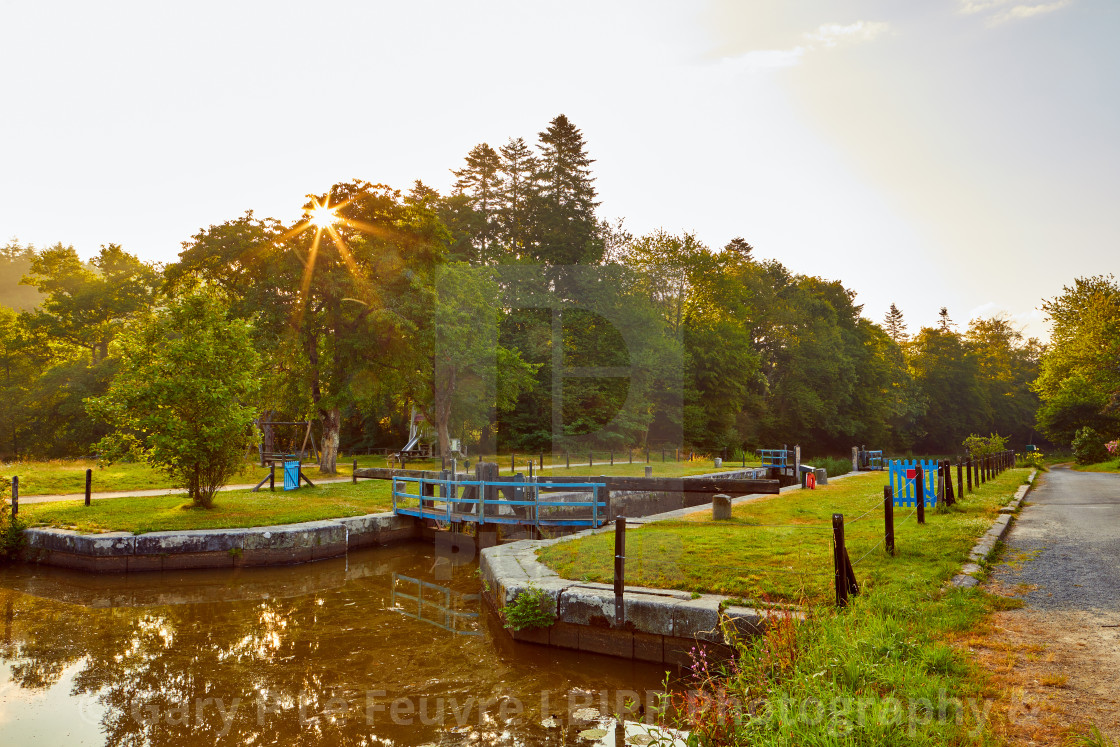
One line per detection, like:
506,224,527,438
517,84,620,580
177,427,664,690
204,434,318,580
887,459,938,507
283,460,300,491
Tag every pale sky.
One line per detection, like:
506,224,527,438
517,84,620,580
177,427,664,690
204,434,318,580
2,0,1117,339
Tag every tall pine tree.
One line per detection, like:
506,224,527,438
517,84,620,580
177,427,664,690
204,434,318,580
531,115,601,265
498,137,537,257
883,303,908,343
451,143,503,264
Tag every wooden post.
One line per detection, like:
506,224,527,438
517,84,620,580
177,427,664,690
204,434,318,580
646,448,650,464
614,516,626,627
966,457,972,493
833,513,848,607
610,450,614,466
628,448,633,464
916,464,925,524
884,486,895,556
11,476,17,517
589,450,593,468
944,460,955,505
956,458,964,501
539,453,544,469
269,465,275,492
795,445,802,487
675,448,679,462
85,468,92,506
852,446,859,473
352,459,358,483
511,452,516,474
565,451,570,469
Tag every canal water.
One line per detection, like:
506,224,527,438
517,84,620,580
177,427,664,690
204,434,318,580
0,542,682,745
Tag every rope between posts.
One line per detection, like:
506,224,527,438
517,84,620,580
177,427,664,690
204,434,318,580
850,536,887,567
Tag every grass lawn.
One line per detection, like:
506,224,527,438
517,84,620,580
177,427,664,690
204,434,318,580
0,455,423,496
620,468,1041,744
18,479,393,534
539,468,1031,606
1071,459,1120,473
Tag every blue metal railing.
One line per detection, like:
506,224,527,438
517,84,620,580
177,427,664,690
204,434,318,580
758,449,789,468
391,476,608,527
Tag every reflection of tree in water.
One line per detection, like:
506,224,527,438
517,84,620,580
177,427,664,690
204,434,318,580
0,575,631,745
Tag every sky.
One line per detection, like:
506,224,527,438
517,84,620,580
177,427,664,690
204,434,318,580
1,0,1117,340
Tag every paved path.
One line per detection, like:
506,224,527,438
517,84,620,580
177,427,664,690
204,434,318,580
18,477,352,505
989,465,1120,612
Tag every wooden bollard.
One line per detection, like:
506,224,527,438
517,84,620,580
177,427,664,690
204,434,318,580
833,513,849,607
712,493,732,520
944,460,955,505
589,451,593,468
884,486,895,556
966,457,973,493
85,468,92,506
565,451,570,469
539,453,544,469
269,465,275,492
352,459,358,483
628,448,632,464
614,516,626,627
956,458,964,501
511,452,516,473
10,476,17,517
610,450,614,466
916,464,925,524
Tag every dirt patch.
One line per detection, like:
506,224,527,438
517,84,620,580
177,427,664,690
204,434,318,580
964,597,1120,745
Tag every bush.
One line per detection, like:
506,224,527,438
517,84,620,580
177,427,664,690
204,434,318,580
0,503,27,562
503,583,557,631
1072,427,1109,465
963,433,1009,457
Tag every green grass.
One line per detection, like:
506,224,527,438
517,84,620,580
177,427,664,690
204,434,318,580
18,479,393,534
1072,459,1120,473
626,469,1036,744
540,469,1030,606
0,455,425,496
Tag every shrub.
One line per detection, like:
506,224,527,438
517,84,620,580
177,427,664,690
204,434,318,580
503,583,556,631
963,433,1009,457
0,503,27,562
1072,427,1109,465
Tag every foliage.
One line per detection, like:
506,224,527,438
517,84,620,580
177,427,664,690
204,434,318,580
1017,450,1046,470
502,583,556,631
0,502,27,561
1072,426,1109,465
962,432,1008,457
87,291,261,508
811,456,854,477
1034,276,1120,444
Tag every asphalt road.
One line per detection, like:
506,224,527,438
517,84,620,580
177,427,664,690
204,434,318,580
989,465,1120,612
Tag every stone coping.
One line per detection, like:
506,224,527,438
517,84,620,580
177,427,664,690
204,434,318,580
20,512,418,573
950,469,1037,588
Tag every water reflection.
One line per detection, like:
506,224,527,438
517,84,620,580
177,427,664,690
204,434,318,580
391,574,481,637
0,543,678,745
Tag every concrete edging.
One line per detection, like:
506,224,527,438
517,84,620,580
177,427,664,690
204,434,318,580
949,469,1037,588
477,474,867,663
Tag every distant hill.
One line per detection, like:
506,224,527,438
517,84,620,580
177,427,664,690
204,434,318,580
0,243,43,311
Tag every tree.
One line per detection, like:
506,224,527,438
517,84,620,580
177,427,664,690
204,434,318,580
907,327,985,451
938,306,955,332
418,263,537,454
0,240,42,312
883,303,908,343
530,114,602,265
19,243,160,363
1034,276,1120,443
87,291,261,508
451,143,504,264
169,181,448,473
965,315,1040,445
498,137,538,256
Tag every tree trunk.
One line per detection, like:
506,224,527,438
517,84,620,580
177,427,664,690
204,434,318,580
437,418,450,458
320,407,340,474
